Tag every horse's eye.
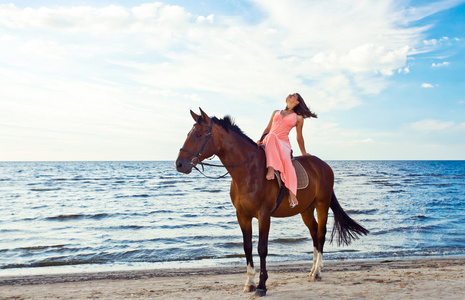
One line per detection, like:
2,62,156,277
196,133,202,138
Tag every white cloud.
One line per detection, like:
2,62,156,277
0,1,447,106
423,36,449,46
421,83,434,88
0,34,18,42
353,138,374,144
422,35,461,50
403,0,464,23
131,2,163,20
196,14,214,24
410,119,454,132
432,61,450,67
19,39,67,60
310,44,410,75
0,3,193,34
0,0,463,160
398,66,410,73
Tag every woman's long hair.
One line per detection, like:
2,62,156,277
294,93,317,119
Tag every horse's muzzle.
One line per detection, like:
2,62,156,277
175,157,194,174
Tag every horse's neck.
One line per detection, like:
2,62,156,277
216,131,264,184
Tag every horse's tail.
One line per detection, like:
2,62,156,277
329,191,369,246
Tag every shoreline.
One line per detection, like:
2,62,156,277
2,257,465,299
2,255,464,285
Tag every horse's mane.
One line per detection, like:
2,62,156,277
207,116,257,146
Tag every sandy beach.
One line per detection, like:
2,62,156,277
1,257,465,299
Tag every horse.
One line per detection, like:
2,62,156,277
175,108,369,297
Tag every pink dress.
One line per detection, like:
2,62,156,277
263,110,298,196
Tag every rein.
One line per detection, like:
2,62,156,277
180,118,261,179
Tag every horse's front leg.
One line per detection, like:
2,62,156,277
255,212,271,297
236,211,256,292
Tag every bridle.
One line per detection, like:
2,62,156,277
179,118,260,179
180,118,214,161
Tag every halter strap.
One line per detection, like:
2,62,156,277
179,118,260,179
179,118,213,158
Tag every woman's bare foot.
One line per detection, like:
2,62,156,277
266,167,275,180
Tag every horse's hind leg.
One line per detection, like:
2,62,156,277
236,212,256,292
300,205,319,277
311,203,329,281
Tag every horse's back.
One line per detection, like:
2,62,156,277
296,155,334,190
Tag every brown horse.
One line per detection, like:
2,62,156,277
175,108,368,297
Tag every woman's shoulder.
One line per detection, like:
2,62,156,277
271,110,280,116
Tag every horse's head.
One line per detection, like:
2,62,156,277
175,108,216,174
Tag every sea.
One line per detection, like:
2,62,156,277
1,160,464,276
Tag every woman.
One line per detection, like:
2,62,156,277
257,93,317,208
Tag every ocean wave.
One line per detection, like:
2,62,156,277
104,225,146,230
159,180,190,185
370,223,441,236
19,244,69,251
160,192,188,196
1,160,465,274
345,208,378,215
409,215,428,220
30,188,62,192
147,209,174,214
1,255,110,269
270,237,309,244
158,222,212,229
220,241,244,248
181,213,199,218
45,214,85,221
0,228,22,233
115,194,153,198
388,190,406,193
45,213,111,221
204,189,222,193
369,180,402,187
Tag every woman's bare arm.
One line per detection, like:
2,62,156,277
296,115,310,156
257,110,278,144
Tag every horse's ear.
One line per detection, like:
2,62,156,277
190,110,200,122
199,107,210,124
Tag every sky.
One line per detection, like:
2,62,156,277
0,0,464,161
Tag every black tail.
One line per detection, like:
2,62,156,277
330,191,369,246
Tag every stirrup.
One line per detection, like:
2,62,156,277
289,194,298,208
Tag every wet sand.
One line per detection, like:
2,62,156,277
1,257,465,299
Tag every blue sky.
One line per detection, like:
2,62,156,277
0,0,464,161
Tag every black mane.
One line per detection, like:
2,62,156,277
211,116,257,146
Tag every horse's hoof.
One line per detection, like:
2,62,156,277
310,274,322,282
244,284,256,292
255,288,267,297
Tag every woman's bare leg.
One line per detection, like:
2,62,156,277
266,167,275,180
